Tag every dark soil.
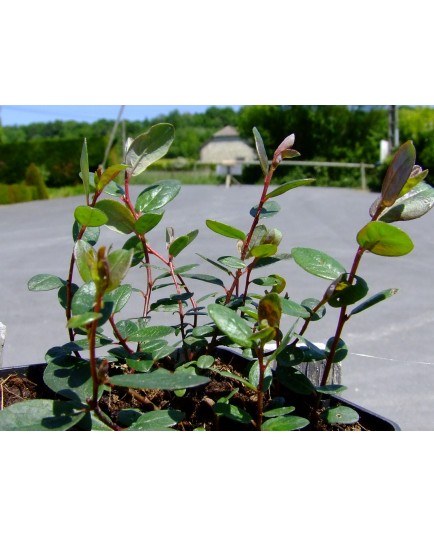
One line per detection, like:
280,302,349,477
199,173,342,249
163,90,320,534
0,356,366,431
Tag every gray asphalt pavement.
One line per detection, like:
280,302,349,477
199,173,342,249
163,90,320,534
2,184,434,430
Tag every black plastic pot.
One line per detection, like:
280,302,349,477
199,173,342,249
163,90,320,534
0,363,45,384
219,347,401,431
0,360,400,431
331,394,400,431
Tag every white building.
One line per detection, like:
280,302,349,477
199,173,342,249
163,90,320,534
200,126,257,176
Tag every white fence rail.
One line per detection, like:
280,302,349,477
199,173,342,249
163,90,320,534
196,160,375,190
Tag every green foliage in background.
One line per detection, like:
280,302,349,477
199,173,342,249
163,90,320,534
25,163,49,200
2,106,434,192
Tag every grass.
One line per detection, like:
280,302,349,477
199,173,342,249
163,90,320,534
129,169,222,186
47,170,224,200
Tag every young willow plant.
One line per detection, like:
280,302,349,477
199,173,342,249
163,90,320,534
1,124,433,431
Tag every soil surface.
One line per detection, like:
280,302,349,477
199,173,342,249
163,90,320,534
0,357,366,431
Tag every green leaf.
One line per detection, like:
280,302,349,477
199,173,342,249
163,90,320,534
251,276,280,287
183,273,225,287
125,124,175,176
97,164,128,191
297,337,326,361
65,335,113,351
71,281,96,315
212,368,256,390
325,337,348,363
248,360,273,391
0,399,86,431
135,180,181,213
301,298,326,321
104,180,125,198
150,297,184,312
261,415,310,431
265,179,315,200
127,409,185,431
67,311,102,329
249,326,276,344
123,235,145,267
322,405,359,425
213,403,253,424
197,354,215,369
280,298,310,319
250,200,280,219
192,325,215,337
379,182,434,223
239,306,258,321
275,345,305,367
109,367,210,390
169,229,199,257
70,283,113,325
44,355,103,402
72,221,99,245
106,248,133,291
250,243,277,258
205,219,246,240
74,205,108,227
80,138,90,203
74,239,96,283
105,284,133,314
398,167,429,198
28,274,66,291
246,224,267,253
208,303,253,348
291,247,346,280
262,406,295,417
327,275,369,308
58,282,78,310
381,140,416,208
349,288,398,316
275,367,316,395
116,322,175,343
217,256,246,270
315,384,347,395
126,354,154,372
95,199,136,234
125,341,173,367
135,212,164,234
253,126,269,176
357,221,414,256
117,409,142,427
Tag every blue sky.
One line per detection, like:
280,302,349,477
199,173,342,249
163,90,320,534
0,105,241,127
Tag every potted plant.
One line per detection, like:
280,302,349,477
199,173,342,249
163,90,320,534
1,123,432,431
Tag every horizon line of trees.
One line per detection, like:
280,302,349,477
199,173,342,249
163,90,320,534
1,105,434,190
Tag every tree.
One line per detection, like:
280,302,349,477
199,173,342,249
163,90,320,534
24,163,49,200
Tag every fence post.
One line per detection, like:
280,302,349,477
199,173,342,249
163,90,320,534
360,163,367,190
0,322,6,368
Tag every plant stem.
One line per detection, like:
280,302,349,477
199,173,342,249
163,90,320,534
256,346,265,430
319,246,366,386
93,405,123,431
88,295,103,405
240,170,274,261
109,316,134,354
224,170,275,306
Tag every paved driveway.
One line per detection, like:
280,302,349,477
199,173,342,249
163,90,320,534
1,184,434,430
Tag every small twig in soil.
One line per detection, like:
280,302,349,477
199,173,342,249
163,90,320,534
128,388,159,410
